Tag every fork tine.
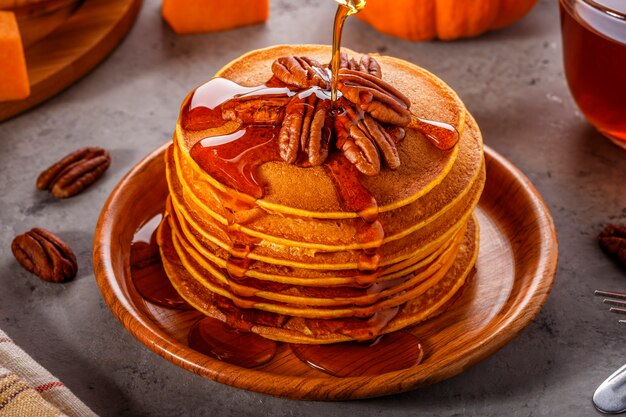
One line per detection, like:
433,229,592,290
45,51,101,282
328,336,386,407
603,299,626,307
609,307,626,315
595,290,626,322
596,290,626,300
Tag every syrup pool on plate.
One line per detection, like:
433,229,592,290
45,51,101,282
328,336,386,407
188,317,278,368
291,331,424,377
130,214,190,309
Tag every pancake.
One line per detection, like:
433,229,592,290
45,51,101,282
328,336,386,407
175,44,468,217
155,44,485,344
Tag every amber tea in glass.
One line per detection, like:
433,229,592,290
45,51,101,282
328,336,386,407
560,0,626,149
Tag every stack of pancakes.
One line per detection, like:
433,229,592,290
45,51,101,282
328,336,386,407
157,45,485,344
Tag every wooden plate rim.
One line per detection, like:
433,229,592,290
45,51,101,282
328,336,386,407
93,144,558,400
0,0,143,122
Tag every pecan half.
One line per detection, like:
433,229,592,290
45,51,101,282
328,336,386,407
359,55,382,79
334,104,400,176
272,56,329,90
221,96,290,125
335,118,380,176
278,92,332,166
36,147,111,198
337,53,381,78
357,55,382,79
339,52,360,72
338,69,411,126
11,228,77,283
307,100,333,166
361,113,401,169
599,225,626,268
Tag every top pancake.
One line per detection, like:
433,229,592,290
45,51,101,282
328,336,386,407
175,44,469,218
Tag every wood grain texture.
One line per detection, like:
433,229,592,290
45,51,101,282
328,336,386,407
1,0,81,47
92,145,558,400
0,0,142,121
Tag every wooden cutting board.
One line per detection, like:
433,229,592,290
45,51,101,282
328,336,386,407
0,0,142,122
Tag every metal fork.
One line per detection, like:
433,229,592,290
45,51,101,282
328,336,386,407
593,290,626,414
595,290,626,323
594,364,626,414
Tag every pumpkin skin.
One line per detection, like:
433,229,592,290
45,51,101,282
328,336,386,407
356,0,539,41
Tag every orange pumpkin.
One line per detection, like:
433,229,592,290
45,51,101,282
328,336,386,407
0,11,30,101
162,0,268,35
357,0,539,41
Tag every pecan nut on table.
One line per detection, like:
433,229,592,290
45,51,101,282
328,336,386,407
599,225,626,268
36,147,111,198
11,228,78,283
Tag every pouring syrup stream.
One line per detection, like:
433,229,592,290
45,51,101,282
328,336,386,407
330,0,366,101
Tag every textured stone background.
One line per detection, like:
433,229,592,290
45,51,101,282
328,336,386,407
1,0,625,416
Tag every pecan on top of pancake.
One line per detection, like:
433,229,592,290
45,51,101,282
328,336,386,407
223,53,412,176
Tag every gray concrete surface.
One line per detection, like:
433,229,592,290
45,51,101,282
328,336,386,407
1,0,625,416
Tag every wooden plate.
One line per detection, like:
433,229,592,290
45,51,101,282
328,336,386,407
0,0,142,122
93,145,558,400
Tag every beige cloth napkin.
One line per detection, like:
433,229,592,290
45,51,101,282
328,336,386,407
0,329,97,417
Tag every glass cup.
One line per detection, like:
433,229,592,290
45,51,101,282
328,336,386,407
559,0,626,149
